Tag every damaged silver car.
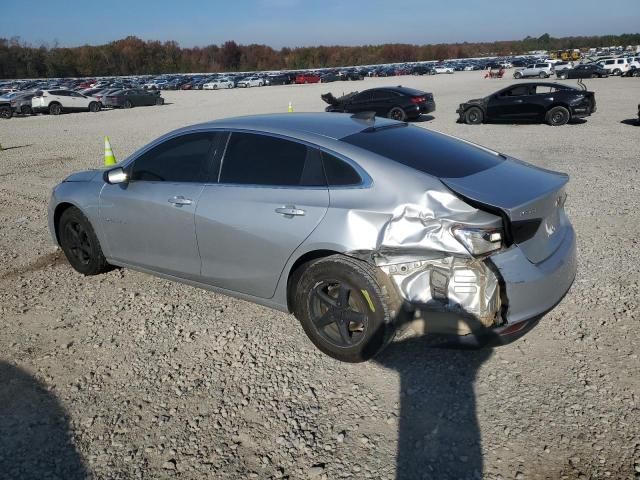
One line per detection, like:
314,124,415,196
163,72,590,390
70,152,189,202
48,113,577,362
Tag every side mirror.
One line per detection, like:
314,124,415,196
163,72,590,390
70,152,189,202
104,167,128,184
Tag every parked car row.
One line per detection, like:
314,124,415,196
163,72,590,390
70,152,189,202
0,87,164,119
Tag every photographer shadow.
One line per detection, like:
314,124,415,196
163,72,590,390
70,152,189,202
0,361,87,479
374,312,500,480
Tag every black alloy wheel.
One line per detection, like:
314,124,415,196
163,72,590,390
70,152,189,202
388,107,407,121
58,207,110,275
308,280,369,349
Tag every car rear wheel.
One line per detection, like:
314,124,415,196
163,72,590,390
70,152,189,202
213,84,218,90
293,255,398,362
58,207,110,276
464,106,484,125
49,103,62,115
539,72,547,78
546,106,570,126
88,102,100,112
0,105,12,119
612,68,621,76
514,72,522,79
123,100,133,109
559,73,567,79
387,107,407,122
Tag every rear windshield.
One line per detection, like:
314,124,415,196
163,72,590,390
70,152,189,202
341,125,504,178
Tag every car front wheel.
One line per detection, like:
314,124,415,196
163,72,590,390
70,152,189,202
464,106,484,125
514,72,522,79
58,207,110,275
0,105,12,119
89,101,100,112
49,103,62,115
293,255,398,362
546,106,570,126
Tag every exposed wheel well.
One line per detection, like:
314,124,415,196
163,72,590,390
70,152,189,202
53,202,76,244
286,249,340,312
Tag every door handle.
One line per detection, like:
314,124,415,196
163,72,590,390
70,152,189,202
168,195,193,206
275,206,305,217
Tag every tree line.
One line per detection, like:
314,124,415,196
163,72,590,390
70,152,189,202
1,33,639,79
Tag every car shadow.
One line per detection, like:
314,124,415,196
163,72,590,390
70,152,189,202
373,311,500,479
620,119,639,126
0,361,87,479
411,115,435,123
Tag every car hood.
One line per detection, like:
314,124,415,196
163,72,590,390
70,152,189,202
63,169,101,182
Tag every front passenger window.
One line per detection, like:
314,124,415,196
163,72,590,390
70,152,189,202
131,133,216,183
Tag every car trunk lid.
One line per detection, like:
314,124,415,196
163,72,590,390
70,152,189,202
441,159,569,264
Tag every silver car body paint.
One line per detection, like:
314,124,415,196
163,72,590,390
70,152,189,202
48,113,577,336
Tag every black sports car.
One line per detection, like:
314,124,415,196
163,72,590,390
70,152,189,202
322,86,435,121
456,82,596,126
556,64,609,79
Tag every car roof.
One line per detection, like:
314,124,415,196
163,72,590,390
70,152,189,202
181,113,400,141
365,86,426,96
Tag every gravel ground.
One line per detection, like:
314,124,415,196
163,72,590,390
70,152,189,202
0,71,639,480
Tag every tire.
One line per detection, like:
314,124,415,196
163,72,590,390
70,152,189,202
123,100,133,109
387,107,407,122
155,97,164,105
0,105,12,119
539,71,547,78
612,68,621,76
591,74,597,78
58,207,110,276
546,106,570,126
88,101,100,112
21,105,33,115
227,83,233,88
559,73,567,80
213,84,218,90
514,72,522,79
49,102,62,115
292,255,399,362
464,106,484,125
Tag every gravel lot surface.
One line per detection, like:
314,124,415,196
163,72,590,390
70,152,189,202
0,71,639,479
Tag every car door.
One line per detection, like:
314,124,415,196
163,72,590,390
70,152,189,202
99,132,224,280
486,85,534,120
196,131,329,299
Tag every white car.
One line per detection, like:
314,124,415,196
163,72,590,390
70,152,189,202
203,78,234,90
237,76,264,87
598,57,631,75
31,89,101,115
553,61,574,72
513,62,555,79
433,66,454,74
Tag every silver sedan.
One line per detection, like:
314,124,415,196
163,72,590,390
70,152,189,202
48,113,576,362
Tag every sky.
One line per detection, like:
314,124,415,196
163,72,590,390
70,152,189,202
1,0,639,48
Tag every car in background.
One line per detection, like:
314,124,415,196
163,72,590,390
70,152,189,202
556,64,609,79
412,65,437,75
434,65,454,74
10,91,36,115
49,113,577,362
203,78,234,90
513,63,555,79
320,72,340,83
0,97,12,119
265,74,292,85
102,89,164,108
624,58,640,76
32,89,101,115
457,82,596,126
597,57,631,76
338,70,364,81
295,73,321,84
553,61,574,72
322,86,435,121
237,76,265,88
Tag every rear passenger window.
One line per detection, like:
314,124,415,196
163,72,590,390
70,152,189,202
322,153,361,186
220,133,319,186
131,133,216,183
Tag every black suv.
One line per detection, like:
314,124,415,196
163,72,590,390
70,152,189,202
321,86,435,121
557,64,609,79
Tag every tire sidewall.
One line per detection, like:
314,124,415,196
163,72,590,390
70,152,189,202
388,107,406,122
547,106,570,126
294,257,394,362
465,106,483,125
58,208,106,276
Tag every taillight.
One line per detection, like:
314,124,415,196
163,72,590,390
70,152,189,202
410,96,425,104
